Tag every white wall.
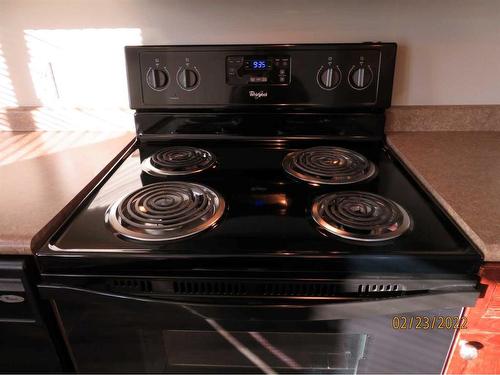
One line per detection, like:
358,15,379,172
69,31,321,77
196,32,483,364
1,0,500,108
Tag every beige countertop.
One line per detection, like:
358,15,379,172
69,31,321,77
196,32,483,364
387,132,500,262
0,131,134,255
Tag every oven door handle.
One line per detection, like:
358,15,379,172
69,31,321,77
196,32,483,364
39,284,479,321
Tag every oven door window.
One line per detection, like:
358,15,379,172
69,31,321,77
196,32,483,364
162,329,366,373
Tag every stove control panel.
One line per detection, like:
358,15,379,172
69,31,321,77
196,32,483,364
226,55,290,85
126,43,397,109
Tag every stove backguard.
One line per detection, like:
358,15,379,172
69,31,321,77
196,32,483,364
125,43,396,111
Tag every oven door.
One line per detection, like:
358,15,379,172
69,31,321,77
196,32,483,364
39,282,477,374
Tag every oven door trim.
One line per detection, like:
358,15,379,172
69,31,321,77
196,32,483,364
39,283,478,321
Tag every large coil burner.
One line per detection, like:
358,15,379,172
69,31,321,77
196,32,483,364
106,182,225,242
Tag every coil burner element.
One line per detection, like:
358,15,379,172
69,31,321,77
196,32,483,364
311,191,411,242
282,146,377,185
141,146,216,177
106,182,225,242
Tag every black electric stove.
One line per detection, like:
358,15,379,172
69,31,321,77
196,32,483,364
41,128,478,273
35,44,482,374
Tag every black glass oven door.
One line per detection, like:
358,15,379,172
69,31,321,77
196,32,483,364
40,284,475,373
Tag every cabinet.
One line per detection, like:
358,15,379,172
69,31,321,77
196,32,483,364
0,257,70,371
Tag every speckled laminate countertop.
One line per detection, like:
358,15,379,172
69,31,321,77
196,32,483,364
0,131,134,255
387,132,500,262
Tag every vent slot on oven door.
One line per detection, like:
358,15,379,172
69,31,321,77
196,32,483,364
172,280,341,297
173,280,248,296
358,283,401,294
169,280,405,298
106,278,406,298
107,279,153,293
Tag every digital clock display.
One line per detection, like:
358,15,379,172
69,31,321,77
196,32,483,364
251,60,267,69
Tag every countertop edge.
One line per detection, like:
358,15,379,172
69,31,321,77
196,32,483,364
386,134,492,261
29,137,137,255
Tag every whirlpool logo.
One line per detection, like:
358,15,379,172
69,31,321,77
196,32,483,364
249,90,268,99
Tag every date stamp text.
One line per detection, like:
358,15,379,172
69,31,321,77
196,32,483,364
392,315,467,330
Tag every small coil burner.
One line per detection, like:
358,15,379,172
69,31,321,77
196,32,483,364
312,191,411,242
105,182,225,242
141,146,216,177
282,146,377,185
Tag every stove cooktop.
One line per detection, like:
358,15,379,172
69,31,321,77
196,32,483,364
35,44,481,277
37,137,481,276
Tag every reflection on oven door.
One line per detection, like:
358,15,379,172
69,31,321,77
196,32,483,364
163,329,367,374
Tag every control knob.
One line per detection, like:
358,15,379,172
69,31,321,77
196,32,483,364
349,65,373,90
317,66,341,90
146,68,169,90
177,67,199,90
